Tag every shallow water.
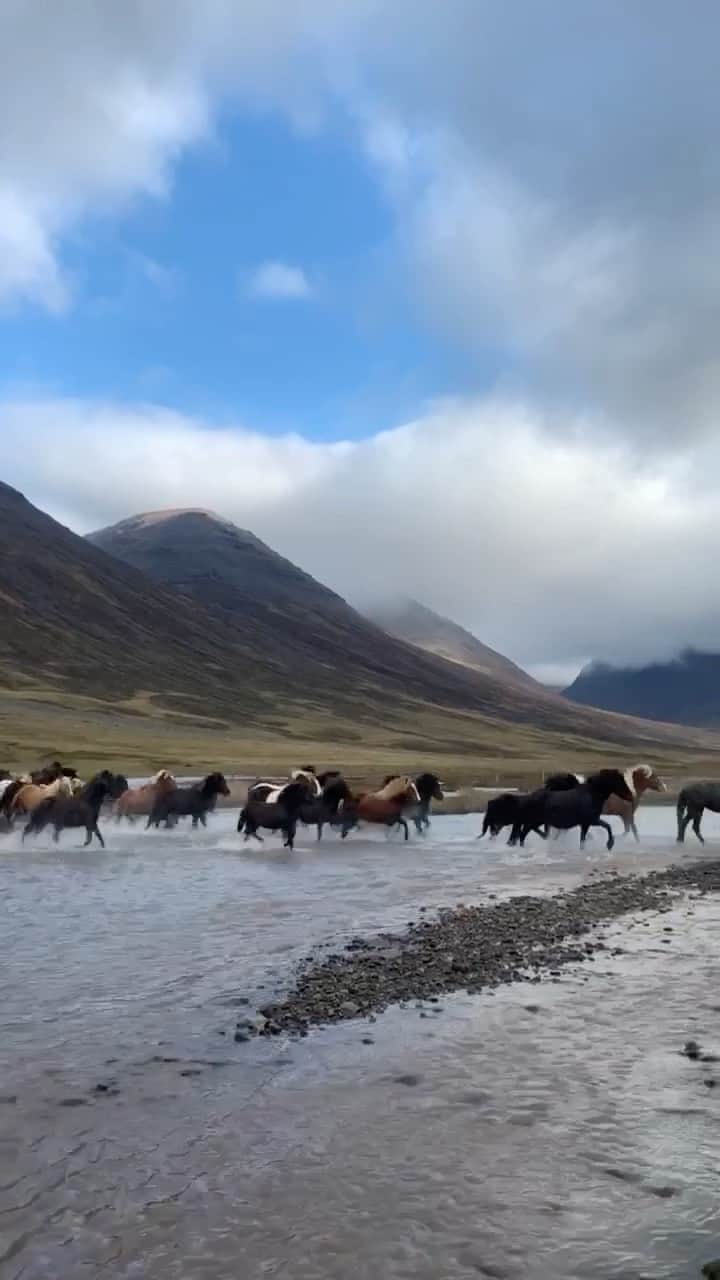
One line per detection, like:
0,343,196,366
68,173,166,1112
2,807,720,1278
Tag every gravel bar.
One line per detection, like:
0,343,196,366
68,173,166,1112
243,858,720,1038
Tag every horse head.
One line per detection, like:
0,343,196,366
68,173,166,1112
204,772,230,798
415,772,444,802
628,763,666,795
291,768,321,797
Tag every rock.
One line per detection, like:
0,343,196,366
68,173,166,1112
234,1030,250,1043
704,1078,716,1089
683,1040,701,1060
394,1074,421,1087
524,1004,540,1014
362,1036,374,1045
340,1001,360,1017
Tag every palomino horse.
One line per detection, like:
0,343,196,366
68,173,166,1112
115,770,177,820
23,772,127,848
8,775,74,822
604,763,665,841
339,776,420,842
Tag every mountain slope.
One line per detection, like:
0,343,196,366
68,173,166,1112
368,598,537,688
565,651,720,727
87,506,714,751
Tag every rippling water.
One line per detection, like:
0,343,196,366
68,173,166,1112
2,806,720,1278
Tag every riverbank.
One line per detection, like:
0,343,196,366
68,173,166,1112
253,857,720,1036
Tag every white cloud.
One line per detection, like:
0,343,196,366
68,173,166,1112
247,260,313,300
4,394,720,678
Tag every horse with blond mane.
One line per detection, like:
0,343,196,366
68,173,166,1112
7,775,74,824
604,763,666,840
114,770,177,821
339,776,420,841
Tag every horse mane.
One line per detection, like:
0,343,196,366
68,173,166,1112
150,769,175,785
375,776,414,801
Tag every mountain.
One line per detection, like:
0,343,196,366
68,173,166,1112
368,598,537,689
0,483,713,772
87,507,715,751
565,650,720,727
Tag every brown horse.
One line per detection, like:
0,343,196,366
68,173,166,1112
339,777,420,841
9,775,74,821
114,770,177,821
603,763,666,841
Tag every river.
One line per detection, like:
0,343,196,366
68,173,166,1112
2,806,720,1278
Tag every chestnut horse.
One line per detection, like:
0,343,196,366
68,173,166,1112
604,763,665,841
8,775,73,822
339,776,420,841
114,770,177,821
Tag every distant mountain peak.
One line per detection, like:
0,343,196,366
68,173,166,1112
367,598,537,689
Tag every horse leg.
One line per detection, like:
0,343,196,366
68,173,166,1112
284,821,296,851
580,822,590,848
316,822,323,841
400,818,409,841
93,823,105,849
199,812,207,828
692,810,705,844
630,817,639,843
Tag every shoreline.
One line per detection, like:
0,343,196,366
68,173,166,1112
249,857,719,1037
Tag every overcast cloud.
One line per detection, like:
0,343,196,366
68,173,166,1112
2,2,720,680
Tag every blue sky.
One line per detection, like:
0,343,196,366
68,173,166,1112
1,2,718,680
1,109,491,439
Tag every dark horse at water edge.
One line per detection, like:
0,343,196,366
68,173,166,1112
509,770,634,851
676,781,720,844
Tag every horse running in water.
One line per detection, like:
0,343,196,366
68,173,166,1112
115,769,177,820
676,781,720,844
382,773,444,834
339,777,420,842
7,775,74,824
238,780,311,851
478,773,580,841
297,775,352,840
603,764,665,841
23,772,127,847
509,770,634,851
147,773,230,829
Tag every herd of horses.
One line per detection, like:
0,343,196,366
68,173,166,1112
2,758,720,850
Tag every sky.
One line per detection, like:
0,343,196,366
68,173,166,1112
2,1,720,685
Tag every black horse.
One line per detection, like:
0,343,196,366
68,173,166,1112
509,769,633,851
147,772,230,829
237,781,310,851
676,781,720,844
22,771,126,847
298,775,352,840
31,760,79,785
478,773,581,841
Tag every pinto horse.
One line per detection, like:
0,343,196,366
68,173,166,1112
510,769,634,851
339,777,420,842
248,767,328,806
115,769,177,821
238,780,311,851
382,772,444,834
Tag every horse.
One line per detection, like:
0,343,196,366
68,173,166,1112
238,780,311,851
478,774,582,841
295,775,353,840
602,763,665,841
248,767,327,805
115,769,177,821
30,761,79,785
22,772,127,848
509,769,635,851
676,781,720,844
382,773,444,834
7,775,74,823
339,777,420,842
147,772,230,829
